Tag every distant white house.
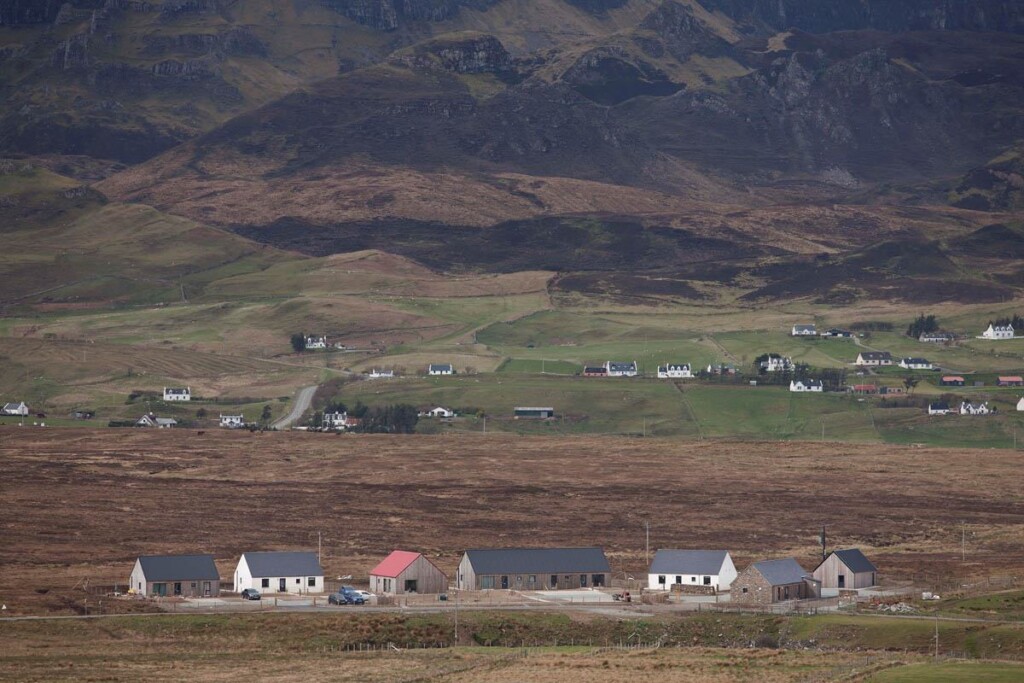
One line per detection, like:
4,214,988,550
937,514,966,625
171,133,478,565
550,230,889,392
420,406,455,418
305,336,328,349
855,351,892,366
234,551,324,595
960,402,991,416
1018,397,1024,412
791,324,817,336
790,379,823,393
163,387,190,402
980,324,1014,340
647,550,737,592
428,364,454,376
928,402,951,415
919,331,955,343
899,358,934,370
219,414,245,428
761,356,794,372
822,328,852,338
137,414,177,428
367,369,394,379
605,361,638,377
2,401,29,416
322,411,350,430
657,363,692,379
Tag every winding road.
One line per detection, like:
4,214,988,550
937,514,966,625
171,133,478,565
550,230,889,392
272,385,318,430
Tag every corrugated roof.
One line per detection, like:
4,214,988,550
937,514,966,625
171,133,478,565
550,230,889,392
242,551,323,577
750,558,808,586
138,554,219,581
369,550,421,578
828,549,877,574
465,548,610,575
649,550,728,575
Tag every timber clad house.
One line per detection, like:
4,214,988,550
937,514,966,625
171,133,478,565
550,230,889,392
583,366,607,377
234,551,324,594
129,554,220,597
998,376,1024,387
731,558,820,605
647,550,737,592
813,549,877,589
163,387,190,401
457,547,610,591
369,550,448,595
855,351,892,366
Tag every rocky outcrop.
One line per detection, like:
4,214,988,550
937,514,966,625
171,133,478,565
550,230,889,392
158,0,209,20
391,34,512,74
639,1,732,60
142,28,267,57
562,47,684,105
50,33,91,70
320,0,500,32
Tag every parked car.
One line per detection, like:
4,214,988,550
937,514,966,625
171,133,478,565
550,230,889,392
240,588,261,601
354,590,375,600
328,591,365,605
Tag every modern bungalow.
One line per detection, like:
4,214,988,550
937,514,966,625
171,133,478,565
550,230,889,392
657,363,692,379
731,558,820,605
514,407,555,419
129,554,220,598
420,406,455,418
428,364,454,376
928,402,951,415
137,414,177,428
369,550,448,595
899,358,933,370
791,324,817,336
605,361,638,377
647,550,737,592
997,376,1024,387
813,549,877,590
790,379,824,393
980,324,1014,340
163,387,190,401
457,547,610,591
3,401,29,416
851,384,878,395
234,551,324,594
219,414,245,428
960,401,991,416
940,376,965,387
855,352,892,366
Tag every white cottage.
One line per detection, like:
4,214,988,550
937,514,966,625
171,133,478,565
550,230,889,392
899,358,933,370
428,363,454,376
305,336,328,349
605,361,638,377
790,379,824,392
855,351,892,366
647,550,737,591
960,402,991,416
657,363,692,379
2,401,29,416
791,324,817,336
761,356,794,372
234,551,324,594
980,324,1014,340
420,406,455,418
219,414,245,428
163,387,191,401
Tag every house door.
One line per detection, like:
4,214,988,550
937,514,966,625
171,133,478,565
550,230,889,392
203,582,211,596
279,578,287,592
501,576,509,589
580,574,587,587
838,575,845,589
174,582,182,596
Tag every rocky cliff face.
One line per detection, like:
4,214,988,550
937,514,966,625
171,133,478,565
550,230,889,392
321,0,501,31
390,34,512,73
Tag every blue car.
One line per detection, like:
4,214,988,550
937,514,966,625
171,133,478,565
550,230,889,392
328,589,365,605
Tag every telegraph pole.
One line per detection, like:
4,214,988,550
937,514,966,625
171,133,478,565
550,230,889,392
645,520,650,566
318,531,322,564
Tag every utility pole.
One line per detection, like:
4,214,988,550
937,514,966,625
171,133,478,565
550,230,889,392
934,615,939,661
454,588,460,644
318,531,322,565
645,520,650,567
961,522,966,563
482,416,486,434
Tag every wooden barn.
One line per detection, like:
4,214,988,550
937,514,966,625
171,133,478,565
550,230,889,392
369,550,448,595
813,549,877,589
457,547,610,591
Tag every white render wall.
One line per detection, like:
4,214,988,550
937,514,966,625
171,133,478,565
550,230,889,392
233,555,324,594
647,554,737,591
130,559,145,594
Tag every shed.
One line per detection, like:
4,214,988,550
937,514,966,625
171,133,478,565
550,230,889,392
234,551,324,594
731,558,820,605
369,550,448,595
457,547,610,591
647,550,737,591
813,549,877,589
940,376,965,386
129,554,220,598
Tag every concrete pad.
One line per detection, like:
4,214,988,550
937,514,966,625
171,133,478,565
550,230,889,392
525,590,615,604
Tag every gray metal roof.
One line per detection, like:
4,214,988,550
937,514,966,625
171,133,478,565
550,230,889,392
138,554,219,581
793,324,816,331
607,362,636,372
750,558,809,586
465,548,610,575
649,550,729,575
429,364,453,371
859,351,892,360
828,549,877,574
242,551,323,577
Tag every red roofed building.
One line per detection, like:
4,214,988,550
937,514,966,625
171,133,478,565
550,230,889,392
941,376,965,386
998,376,1024,387
369,550,448,595
851,384,878,394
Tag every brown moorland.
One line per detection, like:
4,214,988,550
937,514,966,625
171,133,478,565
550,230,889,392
1,428,1022,616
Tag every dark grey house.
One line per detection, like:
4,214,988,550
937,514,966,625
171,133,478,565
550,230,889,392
129,554,220,597
457,547,610,590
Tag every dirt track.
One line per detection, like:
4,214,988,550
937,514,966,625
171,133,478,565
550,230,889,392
1,428,1022,615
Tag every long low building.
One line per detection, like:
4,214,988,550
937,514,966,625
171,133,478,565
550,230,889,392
457,547,610,590
129,554,220,598
234,551,324,594
647,549,737,591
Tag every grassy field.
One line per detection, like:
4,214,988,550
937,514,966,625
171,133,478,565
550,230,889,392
870,661,1024,682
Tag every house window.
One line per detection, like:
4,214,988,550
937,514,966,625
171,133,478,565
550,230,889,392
308,577,316,587
191,583,197,589
550,575,558,588
742,587,748,594
295,578,301,584
516,575,523,585
580,574,587,587
691,576,697,582
703,576,711,586
481,576,494,589
658,575,666,585
528,575,536,587
675,576,681,585
261,578,269,588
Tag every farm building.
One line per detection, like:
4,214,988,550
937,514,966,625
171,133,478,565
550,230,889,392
514,407,554,419
428,364,454,376
731,558,820,605
605,361,638,377
163,387,190,401
899,358,933,370
369,550,448,595
851,384,878,395
136,414,177,428
657,363,692,379
941,376,965,387
928,402,951,415
583,366,607,377
647,550,737,592
790,379,823,393
998,376,1024,387
305,336,327,349
855,352,892,366
3,401,29,416
813,549,877,590
457,547,610,591
129,554,220,598
234,551,324,594
791,324,817,336
706,363,737,375
980,324,1014,340
219,414,245,428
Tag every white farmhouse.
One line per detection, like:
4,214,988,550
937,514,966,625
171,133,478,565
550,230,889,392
960,402,991,416
428,363,454,376
928,402,951,415
657,363,692,379
899,358,933,370
420,406,455,418
137,414,177,428
219,414,245,428
791,324,817,336
322,411,358,430
648,550,737,592
790,379,824,392
761,356,794,372
2,401,29,416
980,324,1014,340
855,351,892,366
367,369,394,379
163,387,191,401
234,551,324,595
605,361,638,377
305,336,328,349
